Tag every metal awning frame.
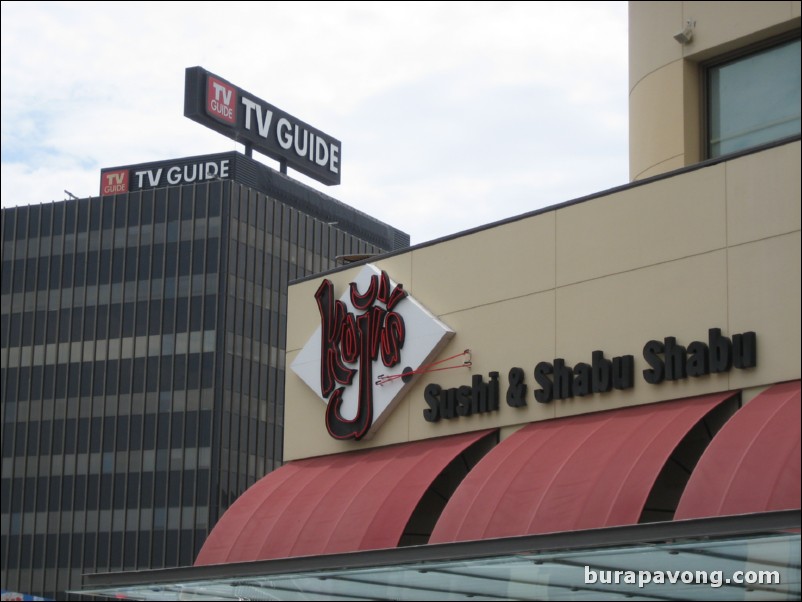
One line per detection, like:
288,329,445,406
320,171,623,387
81,509,800,594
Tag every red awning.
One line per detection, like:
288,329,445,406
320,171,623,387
429,392,735,544
195,429,494,565
675,381,801,520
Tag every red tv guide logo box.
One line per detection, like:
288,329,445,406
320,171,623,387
101,170,129,195
206,75,237,124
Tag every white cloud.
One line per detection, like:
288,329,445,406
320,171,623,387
1,1,629,245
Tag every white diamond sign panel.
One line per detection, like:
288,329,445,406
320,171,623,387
291,264,455,440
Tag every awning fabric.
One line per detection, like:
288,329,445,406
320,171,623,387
195,429,494,565
675,381,801,520
429,392,735,544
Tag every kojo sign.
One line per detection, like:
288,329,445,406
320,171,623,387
291,265,454,440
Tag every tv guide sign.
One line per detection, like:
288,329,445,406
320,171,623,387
184,66,341,186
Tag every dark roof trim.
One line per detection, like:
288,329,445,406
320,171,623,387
291,134,801,285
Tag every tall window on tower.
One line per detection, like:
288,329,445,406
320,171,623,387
707,36,800,158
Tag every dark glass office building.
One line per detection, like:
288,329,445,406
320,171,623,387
0,151,409,599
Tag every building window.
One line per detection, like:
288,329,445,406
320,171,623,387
708,37,801,158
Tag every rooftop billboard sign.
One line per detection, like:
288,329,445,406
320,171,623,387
184,66,341,186
100,153,233,195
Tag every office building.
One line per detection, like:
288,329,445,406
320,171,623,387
81,2,800,600
0,150,409,598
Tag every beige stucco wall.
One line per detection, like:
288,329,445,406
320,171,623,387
629,1,801,180
284,140,801,460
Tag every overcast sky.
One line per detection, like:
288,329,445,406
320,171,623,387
1,1,629,245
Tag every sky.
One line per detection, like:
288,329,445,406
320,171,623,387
1,1,629,246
